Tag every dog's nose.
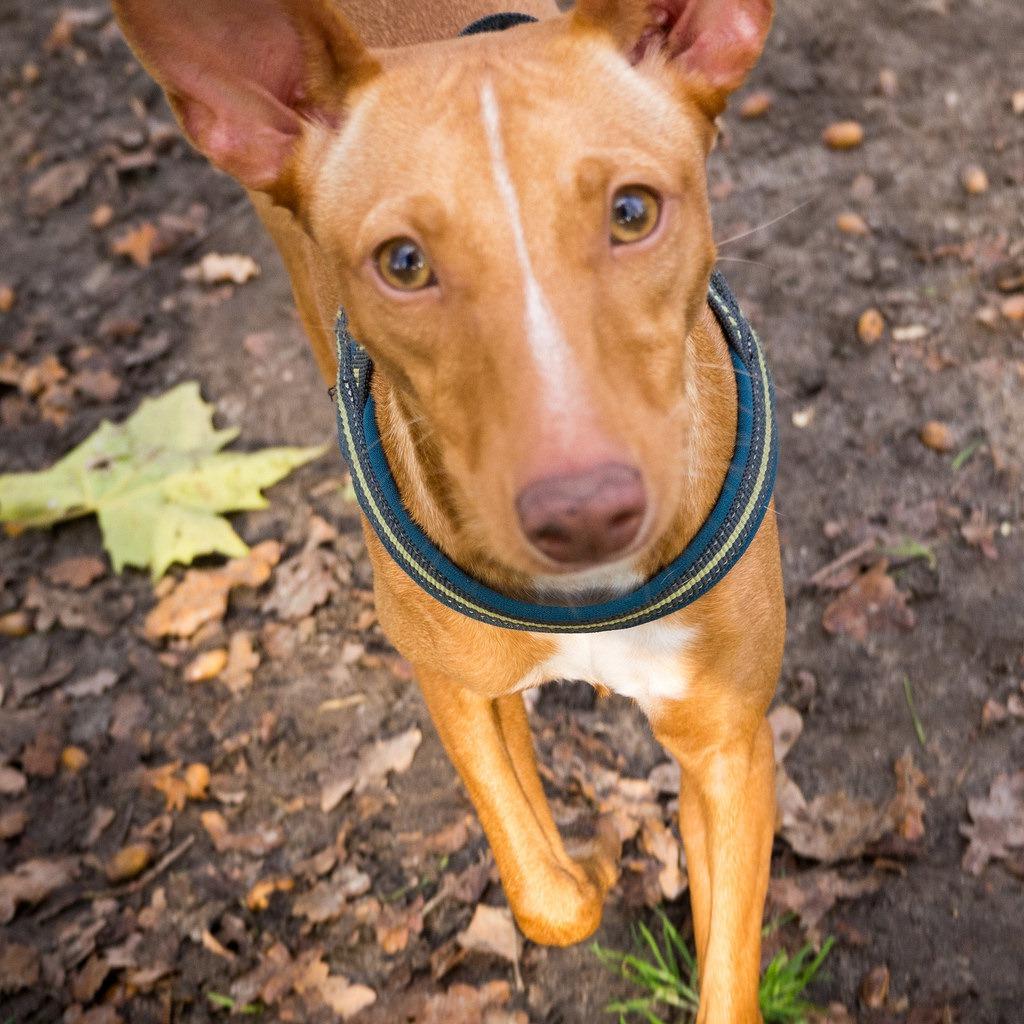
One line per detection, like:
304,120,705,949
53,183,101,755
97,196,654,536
516,463,647,565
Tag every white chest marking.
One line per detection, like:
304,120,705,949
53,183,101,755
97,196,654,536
518,620,695,713
478,79,582,426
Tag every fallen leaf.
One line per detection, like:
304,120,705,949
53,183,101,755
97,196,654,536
857,308,885,345
22,729,61,777
0,766,27,796
890,750,926,842
0,382,317,579
960,509,998,561
960,771,1024,875
184,252,261,285
72,954,111,1002
26,158,91,216
65,667,120,698
0,285,15,313
823,120,864,150
457,904,520,964
106,843,152,882
768,869,881,942
320,764,357,813
769,704,803,764
739,90,773,118
408,980,513,1024
144,540,282,640
61,745,89,772
45,555,106,589
821,560,915,644
779,786,889,863
262,545,341,621
356,728,422,792
24,577,129,636
111,221,159,267
292,881,347,925
90,203,113,229
0,942,40,994
837,212,870,236
859,964,890,1009
1001,295,1024,322
200,810,283,857
375,896,424,954
183,648,228,683
0,808,28,840
146,762,211,813
919,420,954,453
71,368,122,403
961,165,988,195
0,857,79,924
221,630,260,693
246,876,294,911
639,817,687,900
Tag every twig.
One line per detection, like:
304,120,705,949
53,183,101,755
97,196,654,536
807,537,879,589
116,833,196,897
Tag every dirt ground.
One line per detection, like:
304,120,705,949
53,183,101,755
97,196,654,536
2,1,1023,1022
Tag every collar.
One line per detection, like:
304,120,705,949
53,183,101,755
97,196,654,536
332,271,777,633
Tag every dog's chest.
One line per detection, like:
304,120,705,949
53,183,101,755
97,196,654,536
519,620,694,710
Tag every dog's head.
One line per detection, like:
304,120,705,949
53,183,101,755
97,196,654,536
114,0,772,594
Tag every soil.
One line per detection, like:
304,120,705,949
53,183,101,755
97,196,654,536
1,1,1023,1022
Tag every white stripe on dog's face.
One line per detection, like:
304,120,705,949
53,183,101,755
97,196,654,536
479,78,582,428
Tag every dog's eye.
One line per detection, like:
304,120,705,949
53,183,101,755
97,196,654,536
609,187,660,245
375,238,435,291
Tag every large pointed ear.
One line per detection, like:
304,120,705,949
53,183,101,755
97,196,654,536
573,0,773,115
112,0,378,204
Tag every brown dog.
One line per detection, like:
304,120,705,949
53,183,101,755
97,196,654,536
111,1,782,1019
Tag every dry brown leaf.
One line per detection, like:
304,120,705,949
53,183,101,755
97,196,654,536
0,857,79,924
184,252,261,285
262,546,341,621
106,843,152,882
320,764,357,813
836,212,870,236
183,648,228,683
145,762,209,813
857,308,885,345
0,941,40,994
821,560,915,644
457,904,520,964
960,771,1024,875
779,785,889,863
768,869,881,942
375,896,424,954
0,807,28,841
144,540,281,640
200,810,283,857
356,727,422,792
111,221,159,267
22,730,61,777
26,158,91,216
890,751,926,841
960,509,998,561
65,667,120,698
61,745,90,772
739,90,773,118
823,120,864,149
45,555,106,589
859,964,890,1009
961,165,989,195
639,817,687,900
769,704,803,764
292,881,347,925
221,630,260,693
919,420,954,453
0,285,14,313
0,765,27,796
247,876,295,911
1002,294,1024,322
412,980,513,1024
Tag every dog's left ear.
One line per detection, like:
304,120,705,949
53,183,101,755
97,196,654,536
573,0,773,115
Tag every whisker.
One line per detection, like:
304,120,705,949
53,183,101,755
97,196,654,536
715,199,816,248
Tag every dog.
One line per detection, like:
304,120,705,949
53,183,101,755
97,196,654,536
111,1,783,1020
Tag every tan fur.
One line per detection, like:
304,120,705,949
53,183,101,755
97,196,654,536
113,2,781,1019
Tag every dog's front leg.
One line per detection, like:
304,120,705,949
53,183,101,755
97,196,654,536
416,666,619,946
652,704,776,1024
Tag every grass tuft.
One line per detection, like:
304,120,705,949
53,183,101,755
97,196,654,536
593,911,833,1024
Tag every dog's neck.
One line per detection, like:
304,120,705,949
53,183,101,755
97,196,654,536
371,299,738,603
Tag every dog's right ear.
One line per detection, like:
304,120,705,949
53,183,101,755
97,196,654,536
112,0,378,204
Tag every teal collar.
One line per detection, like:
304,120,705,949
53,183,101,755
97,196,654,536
332,271,777,633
